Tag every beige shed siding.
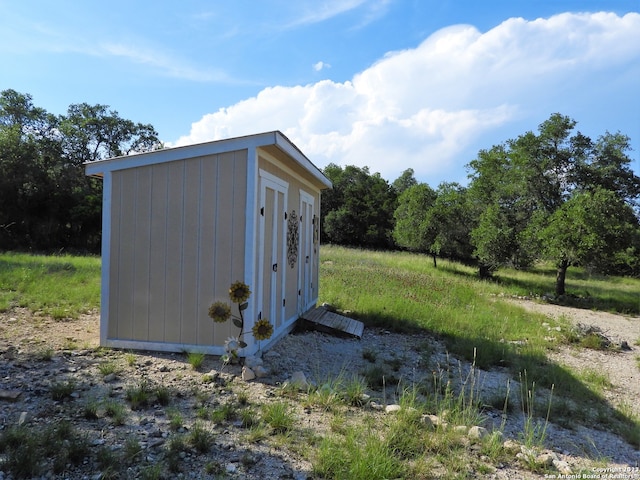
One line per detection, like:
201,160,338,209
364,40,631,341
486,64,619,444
108,151,248,346
257,153,322,327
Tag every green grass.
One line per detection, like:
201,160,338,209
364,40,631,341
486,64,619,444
0,252,100,318
319,245,640,445
2,247,640,475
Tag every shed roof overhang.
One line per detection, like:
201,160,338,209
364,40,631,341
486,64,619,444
85,130,332,190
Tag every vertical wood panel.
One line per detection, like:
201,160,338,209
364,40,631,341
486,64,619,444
116,170,138,339
275,190,286,329
197,156,218,345
132,169,152,340
148,164,169,342
164,161,185,343
108,173,122,339
180,158,201,345
212,153,235,343
262,187,275,325
228,151,248,344
231,150,248,283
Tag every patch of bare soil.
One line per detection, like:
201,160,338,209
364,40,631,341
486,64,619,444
0,302,639,479
514,300,640,418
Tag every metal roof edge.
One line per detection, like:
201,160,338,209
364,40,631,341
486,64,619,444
273,131,332,189
84,130,332,189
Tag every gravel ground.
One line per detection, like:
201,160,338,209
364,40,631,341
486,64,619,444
0,301,639,479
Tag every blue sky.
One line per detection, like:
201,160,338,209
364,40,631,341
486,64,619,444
1,0,639,186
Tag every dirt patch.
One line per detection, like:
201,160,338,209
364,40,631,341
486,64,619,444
515,300,640,418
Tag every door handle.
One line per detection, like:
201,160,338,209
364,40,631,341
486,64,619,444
272,263,278,272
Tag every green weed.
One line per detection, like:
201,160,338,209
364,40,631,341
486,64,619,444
188,421,214,453
103,399,127,425
125,380,152,409
50,380,76,400
262,402,295,434
187,351,206,370
98,361,119,376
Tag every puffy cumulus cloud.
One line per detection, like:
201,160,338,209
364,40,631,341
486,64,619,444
173,12,640,183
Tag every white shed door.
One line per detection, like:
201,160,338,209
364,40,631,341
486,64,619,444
298,190,316,314
257,171,288,331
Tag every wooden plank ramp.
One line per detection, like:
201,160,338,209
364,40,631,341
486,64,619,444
300,306,364,339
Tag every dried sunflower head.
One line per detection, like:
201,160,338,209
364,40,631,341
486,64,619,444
208,301,231,323
224,336,240,354
252,318,274,341
229,281,251,304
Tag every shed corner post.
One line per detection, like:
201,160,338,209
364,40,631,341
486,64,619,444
99,171,113,347
243,145,260,356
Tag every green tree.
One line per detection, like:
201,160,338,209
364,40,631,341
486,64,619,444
393,183,437,256
0,90,63,248
467,113,640,289
429,182,475,263
0,89,162,251
391,168,418,195
59,103,161,164
540,188,639,295
393,182,475,267
321,164,397,248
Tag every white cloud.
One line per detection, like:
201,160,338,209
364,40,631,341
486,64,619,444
173,12,640,184
284,0,368,28
100,43,234,82
313,61,331,71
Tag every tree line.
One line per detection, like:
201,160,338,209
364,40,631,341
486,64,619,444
0,89,161,252
321,114,640,294
2,90,638,293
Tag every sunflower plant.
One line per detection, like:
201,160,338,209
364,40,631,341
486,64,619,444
208,281,274,363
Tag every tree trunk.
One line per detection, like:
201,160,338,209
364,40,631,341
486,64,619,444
555,258,569,296
432,253,437,268
478,264,492,279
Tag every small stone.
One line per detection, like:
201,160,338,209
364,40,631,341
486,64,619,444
424,414,446,427
420,415,435,429
0,390,22,402
289,371,309,390
241,366,256,381
244,356,264,369
503,439,520,453
370,401,384,411
225,463,237,474
468,426,489,441
103,373,117,383
454,425,468,434
18,411,28,425
535,451,557,466
253,365,269,378
158,364,170,372
385,404,401,413
553,459,572,475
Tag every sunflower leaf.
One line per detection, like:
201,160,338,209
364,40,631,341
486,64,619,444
232,318,243,329
239,341,248,348
239,302,249,311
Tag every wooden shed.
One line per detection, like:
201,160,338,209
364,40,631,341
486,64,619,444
85,131,332,356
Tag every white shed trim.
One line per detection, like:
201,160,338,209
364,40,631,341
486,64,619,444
85,131,332,190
